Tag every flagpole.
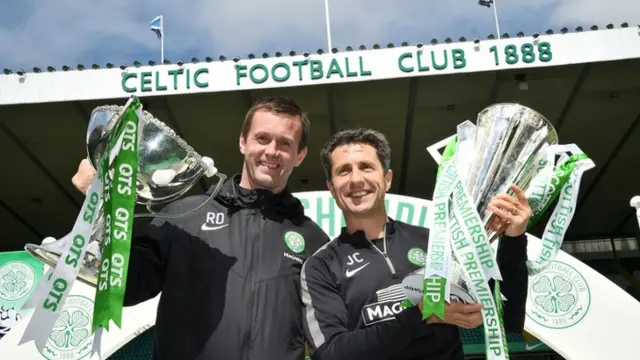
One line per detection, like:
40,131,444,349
323,0,333,51
491,0,501,39
161,15,165,64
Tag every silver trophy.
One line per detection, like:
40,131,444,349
441,103,558,303
25,98,227,286
461,103,558,240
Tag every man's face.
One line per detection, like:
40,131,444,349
327,143,392,217
239,109,307,192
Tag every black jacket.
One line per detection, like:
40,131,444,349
123,174,330,360
301,219,528,360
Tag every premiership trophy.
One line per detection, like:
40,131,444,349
24,96,226,286
459,103,558,241
403,103,595,360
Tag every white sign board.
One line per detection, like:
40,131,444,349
1,27,640,105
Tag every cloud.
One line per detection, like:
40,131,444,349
0,0,637,70
0,1,154,68
549,0,640,26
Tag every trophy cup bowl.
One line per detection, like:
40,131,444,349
86,104,210,205
451,103,558,302
463,103,559,239
25,102,218,286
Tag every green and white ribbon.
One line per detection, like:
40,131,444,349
18,98,144,350
422,136,503,323
92,99,142,332
441,151,509,360
20,170,103,349
447,121,502,283
422,159,455,320
524,144,594,274
450,177,502,282
423,135,510,360
450,180,509,360
451,215,509,359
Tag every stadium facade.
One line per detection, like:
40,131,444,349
1,23,639,359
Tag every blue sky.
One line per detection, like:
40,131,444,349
0,0,638,71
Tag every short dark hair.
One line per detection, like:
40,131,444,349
241,96,310,150
320,128,391,180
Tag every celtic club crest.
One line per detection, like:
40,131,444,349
407,248,426,266
284,231,306,254
526,260,591,329
0,261,36,302
37,295,94,360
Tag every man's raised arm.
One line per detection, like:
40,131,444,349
495,233,528,333
72,158,173,306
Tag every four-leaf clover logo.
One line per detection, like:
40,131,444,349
526,261,591,330
285,231,305,254
49,309,90,349
0,262,36,301
532,274,576,314
407,248,426,266
1,270,27,295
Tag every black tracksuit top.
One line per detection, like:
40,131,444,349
301,219,528,360
122,174,330,360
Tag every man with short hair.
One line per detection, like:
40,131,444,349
301,128,530,360
72,97,329,360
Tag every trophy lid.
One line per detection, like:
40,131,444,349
478,103,558,144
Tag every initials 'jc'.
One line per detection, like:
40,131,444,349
347,253,363,265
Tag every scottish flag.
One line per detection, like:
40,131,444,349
150,15,163,39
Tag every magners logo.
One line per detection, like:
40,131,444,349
361,284,407,326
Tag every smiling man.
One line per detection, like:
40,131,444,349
300,128,531,360
71,97,329,360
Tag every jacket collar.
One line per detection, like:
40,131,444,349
338,217,398,246
211,174,305,217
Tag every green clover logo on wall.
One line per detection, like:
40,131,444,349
1,270,27,295
49,309,90,348
0,261,36,301
525,261,591,330
532,275,576,314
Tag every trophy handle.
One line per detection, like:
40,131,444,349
631,196,640,230
136,171,228,220
24,171,228,288
426,134,457,165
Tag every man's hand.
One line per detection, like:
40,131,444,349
486,184,532,237
418,300,484,329
71,159,96,195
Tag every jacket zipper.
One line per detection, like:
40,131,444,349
368,224,396,276
243,208,258,360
